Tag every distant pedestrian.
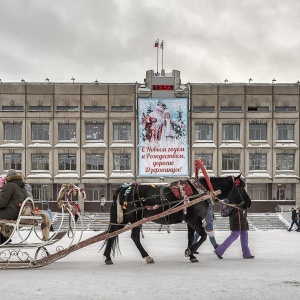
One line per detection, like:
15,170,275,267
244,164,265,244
213,194,254,260
72,202,81,222
192,204,218,253
287,207,299,232
100,195,106,212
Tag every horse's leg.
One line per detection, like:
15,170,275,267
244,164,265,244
103,237,116,265
192,227,207,253
103,224,126,265
131,226,154,264
184,225,199,263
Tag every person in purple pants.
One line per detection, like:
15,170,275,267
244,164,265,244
214,201,254,260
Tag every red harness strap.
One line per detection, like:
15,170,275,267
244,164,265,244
194,158,215,193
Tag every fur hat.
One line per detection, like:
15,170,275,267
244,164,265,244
7,169,17,177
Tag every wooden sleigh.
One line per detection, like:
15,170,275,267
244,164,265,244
0,184,84,269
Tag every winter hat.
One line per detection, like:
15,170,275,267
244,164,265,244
7,169,17,177
0,177,5,188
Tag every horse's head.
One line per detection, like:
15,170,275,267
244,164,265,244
230,174,252,209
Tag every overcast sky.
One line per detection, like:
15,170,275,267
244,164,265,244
1,0,300,84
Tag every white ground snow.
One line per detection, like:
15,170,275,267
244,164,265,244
1,229,300,300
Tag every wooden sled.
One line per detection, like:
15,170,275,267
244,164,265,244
0,184,84,270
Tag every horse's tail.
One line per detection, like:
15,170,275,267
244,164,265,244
100,197,121,257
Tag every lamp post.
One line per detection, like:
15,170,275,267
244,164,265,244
248,78,253,83
272,78,276,84
71,77,75,83
224,79,228,84
45,77,49,82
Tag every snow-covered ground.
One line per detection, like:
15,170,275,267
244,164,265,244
1,229,299,300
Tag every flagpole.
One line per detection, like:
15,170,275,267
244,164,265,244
156,38,159,74
161,40,164,71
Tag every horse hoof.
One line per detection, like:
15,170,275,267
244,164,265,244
185,248,191,257
190,257,199,263
105,259,113,265
145,256,155,264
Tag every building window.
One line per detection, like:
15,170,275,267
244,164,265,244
195,154,213,170
222,154,240,170
248,184,268,200
275,183,293,200
249,124,267,140
58,124,76,141
31,124,49,141
275,106,296,112
113,124,131,141
2,105,23,111
193,106,214,113
195,124,213,141
111,106,133,112
4,123,22,140
220,106,242,112
28,105,51,111
58,154,76,170
84,106,105,112
84,184,107,201
248,106,269,112
276,154,294,171
86,154,104,170
32,184,49,202
86,123,104,141
113,153,131,170
32,154,49,170
56,106,78,111
276,124,294,140
249,154,267,171
3,153,21,170
222,124,240,141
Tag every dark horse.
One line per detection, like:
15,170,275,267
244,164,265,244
102,175,251,264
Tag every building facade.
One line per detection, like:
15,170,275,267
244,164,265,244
0,69,299,212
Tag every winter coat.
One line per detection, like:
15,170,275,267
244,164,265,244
0,173,28,220
229,208,249,231
291,209,297,221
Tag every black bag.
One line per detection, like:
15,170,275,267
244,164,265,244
220,198,233,217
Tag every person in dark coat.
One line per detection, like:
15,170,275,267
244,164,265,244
287,207,299,232
0,169,28,244
213,189,254,259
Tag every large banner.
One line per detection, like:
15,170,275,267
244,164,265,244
138,98,189,177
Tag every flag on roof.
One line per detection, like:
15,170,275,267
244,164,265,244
154,39,159,47
160,40,164,49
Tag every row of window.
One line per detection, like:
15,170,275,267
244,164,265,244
196,124,295,141
30,183,294,202
3,123,130,141
2,105,297,113
4,153,130,171
2,123,296,142
199,153,294,171
3,152,294,172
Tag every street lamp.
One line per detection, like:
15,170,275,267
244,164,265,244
248,78,253,83
45,77,49,82
21,79,25,83
224,79,228,84
71,77,75,83
272,78,276,84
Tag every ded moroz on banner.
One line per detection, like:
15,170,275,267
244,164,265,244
138,98,189,177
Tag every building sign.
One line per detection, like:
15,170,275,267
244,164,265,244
138,98,189,177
